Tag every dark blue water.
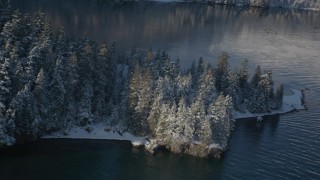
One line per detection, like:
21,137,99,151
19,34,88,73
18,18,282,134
0,139,222,180
2,1,320,179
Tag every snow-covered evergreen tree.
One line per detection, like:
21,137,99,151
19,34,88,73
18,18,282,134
128,63,153,135
49,56,66,129
0,57,12,108
250,65,261,88
209,95,234,147
92,44,110,119
135,67,153,134
0,0,11,31
171,98,195,144
190,97,206,141
155,103,171,142
127,63,142,134
76,37,96,126
147,87,164,137
198,65,216,108
260,70,274,111
8,84,38,142
1,11,23,57
176,97,188,142
227,71,242,111
0,112,15,146
237,59,249,112
274,84,283,109
189,60,198,90
215,52,230,94
27,21,52,76
33,68,50,133
239,59,249,91
64,49,79,125
176,74,192,103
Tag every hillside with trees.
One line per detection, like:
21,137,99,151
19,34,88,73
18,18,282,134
0,4,283,157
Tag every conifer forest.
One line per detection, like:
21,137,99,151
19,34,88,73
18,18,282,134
0,3,283,154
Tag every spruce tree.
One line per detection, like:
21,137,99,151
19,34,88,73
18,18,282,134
135,67,153,135
147,92,163,136
0,58,12,108
0,0,11,31
198,65,216,108
176,97,187,140
1,10,22,57
64,50,79,124
92,44,109,119
8,84,37,142
33,68,50,133
250,65,261,88
76,37,95,126
275,84,283,109
215,52,230,94
210,95,234,147
49,56,66,129
128,63,143,134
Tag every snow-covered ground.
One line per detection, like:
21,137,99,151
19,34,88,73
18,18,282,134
43,124,147,147
43,88,304,146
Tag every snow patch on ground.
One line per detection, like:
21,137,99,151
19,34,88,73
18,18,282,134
43,123,147,146
208,143,223,150
235,88,305,119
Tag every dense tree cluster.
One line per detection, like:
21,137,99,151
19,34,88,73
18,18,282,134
0,6,282,149
127,51,282,148
0,9,117,145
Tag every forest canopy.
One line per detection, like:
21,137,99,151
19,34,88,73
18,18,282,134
0,4,283,155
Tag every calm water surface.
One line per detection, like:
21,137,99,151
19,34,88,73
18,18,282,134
1,0,320,179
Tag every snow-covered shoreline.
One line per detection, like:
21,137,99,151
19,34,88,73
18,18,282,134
43,88,304,149
43,125,147,147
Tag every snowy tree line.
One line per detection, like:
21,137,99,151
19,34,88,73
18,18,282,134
0,5,282,149
126,52,282,149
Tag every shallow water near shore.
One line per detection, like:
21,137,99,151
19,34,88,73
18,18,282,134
3,0,320,179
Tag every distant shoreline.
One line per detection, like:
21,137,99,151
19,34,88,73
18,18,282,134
153,0,320,11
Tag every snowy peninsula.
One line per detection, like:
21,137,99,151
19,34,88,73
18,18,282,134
0,5,305,158
43,88,304,157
